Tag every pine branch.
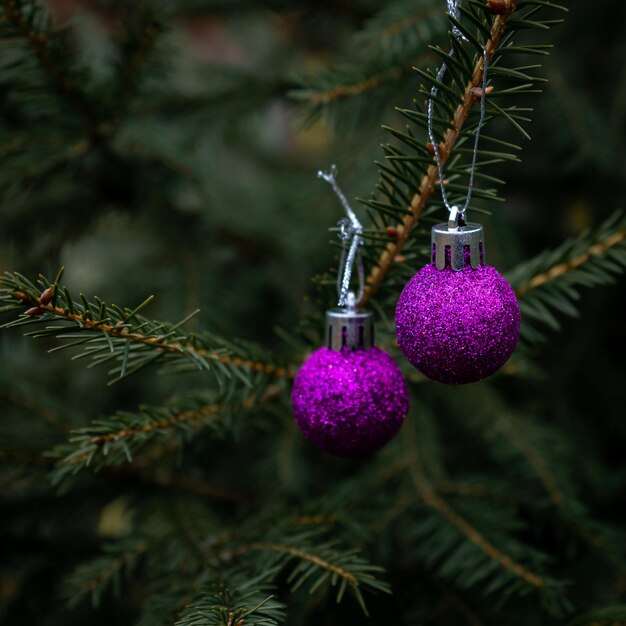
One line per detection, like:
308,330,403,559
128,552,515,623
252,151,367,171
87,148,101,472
175,569,286,626
0,271,294,385
136,578,207,626
353,0,443,58
402,416,547,590
516,227,626,296
446,384,618,556
236,543,357,584
508,211,626,343
296,62,413,106
229,528,390,615
360,3,518,305
61,535,150,608
493,410,617,551
495,413,564,506
292,0,445,127
1,0,103,141
61,497,222,611
50,387,281,486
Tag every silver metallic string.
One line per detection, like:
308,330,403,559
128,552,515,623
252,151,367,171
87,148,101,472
446,0,466,40
318,165,364,307
428,0,489,221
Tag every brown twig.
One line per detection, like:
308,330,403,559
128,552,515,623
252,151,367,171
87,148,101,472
492,413,607,548
13,290,294,378
308,55,432,105
88,403,222,446
360,7,516,305
89,384,281,448
232,542,357,586
309,68,405,105
64,385,282,471
516,228,626,297
402,418,545,589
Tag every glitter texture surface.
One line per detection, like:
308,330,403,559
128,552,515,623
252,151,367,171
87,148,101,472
291,346,410,457
395,263,520,385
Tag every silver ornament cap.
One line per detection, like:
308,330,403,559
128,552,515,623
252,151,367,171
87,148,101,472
326,292,374,351
432,206,485,271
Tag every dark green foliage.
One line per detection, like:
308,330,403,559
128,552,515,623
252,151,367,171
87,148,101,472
509,211,626,344
49,390,248,486
174,570,286,626
567,605,626,626
0,270,288,391
1,0,625,625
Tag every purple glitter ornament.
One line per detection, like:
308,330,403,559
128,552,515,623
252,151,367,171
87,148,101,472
395,262,520,385
291,346,409,457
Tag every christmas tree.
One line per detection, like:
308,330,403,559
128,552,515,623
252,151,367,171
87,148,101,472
1,0,626,624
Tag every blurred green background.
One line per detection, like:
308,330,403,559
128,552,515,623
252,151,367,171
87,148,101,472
1,0,625,623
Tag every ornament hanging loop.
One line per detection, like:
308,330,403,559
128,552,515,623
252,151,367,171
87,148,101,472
448,205,467,230
318,165,364,306
428,0,489,220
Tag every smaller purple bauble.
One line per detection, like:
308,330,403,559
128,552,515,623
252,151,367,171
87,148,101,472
291,347,410,457
395,264,521,385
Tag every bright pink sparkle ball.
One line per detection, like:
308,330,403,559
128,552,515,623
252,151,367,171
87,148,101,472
395,263,520,385
291,346,409,457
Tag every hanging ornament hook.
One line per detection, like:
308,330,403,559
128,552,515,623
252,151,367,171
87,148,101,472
428,0,489,221
446,0,468,41
318,165,365,307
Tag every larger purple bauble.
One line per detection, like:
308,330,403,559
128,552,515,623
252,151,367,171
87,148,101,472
291,346,410,457
395,263,520,385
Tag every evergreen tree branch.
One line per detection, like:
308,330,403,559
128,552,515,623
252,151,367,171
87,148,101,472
1,0,103,141
62,498,221,612
50,387,281,485
376,3,441,39
516,228,626,297
229,529,390,614
52,402,221,479
62,536,150,608
494,414,565,506
137,582,204,626
234,542,357,585
402,416,546,589
304,65,408,106
0,271,294,383
448,385,615,556
297,53,434,107
507,211,626,343
174,570,286,626
360,3,517,305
